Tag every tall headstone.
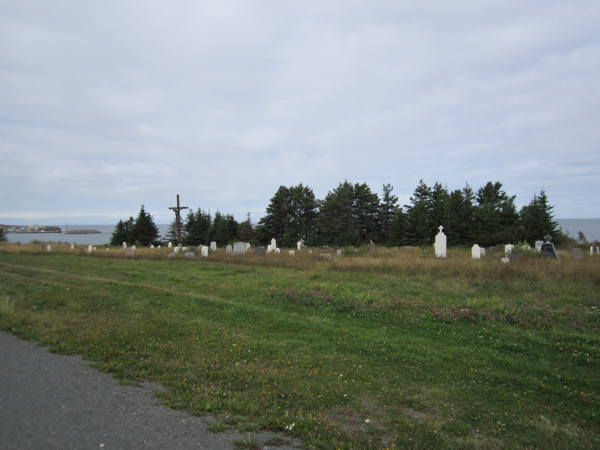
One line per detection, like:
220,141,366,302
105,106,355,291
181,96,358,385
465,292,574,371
256,246,265,255
70,244,75,250
47,245,52,252
210,241,217,251
88,245,93,254
336,249,342,256
168,241,172,248
434,226,447,258
246,243,251,251
480,248,486,257
535,240,544,252
233,242,246,255
226,245,233,254
590,246,597,256
505,244,514,255
471,244,481,260
123,242,127,249
540,243,559,259
297,239,304,250
201,246,208,257
271,238,277,249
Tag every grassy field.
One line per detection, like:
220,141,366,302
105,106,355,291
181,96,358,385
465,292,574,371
0,243,599,449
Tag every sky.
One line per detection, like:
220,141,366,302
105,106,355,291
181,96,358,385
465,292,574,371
1,0,599,225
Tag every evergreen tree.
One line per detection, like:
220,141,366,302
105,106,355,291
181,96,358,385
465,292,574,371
0,227,7,242
404,180,434,246
387,208,407,246
110,216,134,246
129,206,160,246
353,182,380,243
474,182,518,246
185,208,212,245
225,214,240,243
316,181,358,246
165,217,185,245
379,184,399,244
520,189,558,244
239,212,254,242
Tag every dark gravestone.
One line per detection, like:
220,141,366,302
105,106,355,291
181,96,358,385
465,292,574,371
255,246,265,256
571,248,584,260
509,253,524,262
299,245,308,252
540,243,559,259
370,244,377,252
184,252,196,258
320,254,332,260
79,248,86,254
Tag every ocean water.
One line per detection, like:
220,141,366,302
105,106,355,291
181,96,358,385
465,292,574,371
4,224,171,246
5,219,600,245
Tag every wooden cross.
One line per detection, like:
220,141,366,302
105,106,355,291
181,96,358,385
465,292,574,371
169,194,188,246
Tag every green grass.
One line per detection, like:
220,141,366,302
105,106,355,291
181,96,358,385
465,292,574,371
0,247,599,449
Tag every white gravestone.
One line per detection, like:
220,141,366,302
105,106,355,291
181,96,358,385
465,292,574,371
70,244,75,250
210,241,217,251
88,245,93,254
168,242,172,248
289,250,295,256
505,244,514,255
480,248,486,257
174,247,180,254
226,245,233,254
157,245,161,249
150,245,154,249
246,243,251,251
337,249,342,256
267,244,273,253
297,239,304,250
123,242,127,249
471,244,481,260
233,242,246,255
535,241,544,252
275,248,280,254
201,246,208,257
434,226,447,258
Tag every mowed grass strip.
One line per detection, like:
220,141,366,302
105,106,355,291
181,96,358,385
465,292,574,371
0,251,599,450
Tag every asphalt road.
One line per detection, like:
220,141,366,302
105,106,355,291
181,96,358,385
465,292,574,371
0,331,300,450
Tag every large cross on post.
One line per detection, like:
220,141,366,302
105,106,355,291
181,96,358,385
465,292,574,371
169,194,188,247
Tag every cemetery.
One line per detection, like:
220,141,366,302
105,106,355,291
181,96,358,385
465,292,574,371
0,237,599,450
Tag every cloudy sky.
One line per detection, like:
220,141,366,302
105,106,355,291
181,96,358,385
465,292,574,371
1,0,599,225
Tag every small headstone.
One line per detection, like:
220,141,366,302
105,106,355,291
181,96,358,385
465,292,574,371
88,245,93,254
123,242,127,249
246,243,251,251
300,245,308,252
336,249,342,256
168,242,172,248
93,247,97,252
168,253,177,259
182,247,187,251
233,242,246,255
572,248,584,260
70,244,75,250
308,250,312,254
297,239,304,250
125,247,135,258
184,252,195,258
157,245,161,249
210,241,217,251
505,244,514,255
174,247,180,254
369,244,376,252
275,248,280,254
267,244,273,253
471,244,481,260
106,248,109,251
509,253,524,262
256,246,265,255
434,225,447,258
320,254,332,260
132,245,136,250
501,257,509,264
80,248,85,253
480,248,486,257
47,245,52,252
226,245,233,254
151,245,154,249
289,250,295,256
201,246,208,257
535,240,544,252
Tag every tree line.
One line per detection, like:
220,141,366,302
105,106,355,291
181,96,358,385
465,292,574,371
110,180,564,248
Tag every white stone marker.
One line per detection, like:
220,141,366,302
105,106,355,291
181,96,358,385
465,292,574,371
71,244,75,250
246,243,251,251
168,241,172,248
275,248,280,254
289,250,295,256
157,245,161,249
535,241,544,252
480,248,486,257
93,247,97,252
201,246,208,257
150,245,154,249
47,245,52,252
434,225,447,258
88,245,93,254
505,244,514,255
123,242,127,249
471,244,481,260
210,241,217,251
297,239,304,250
174,247,180,253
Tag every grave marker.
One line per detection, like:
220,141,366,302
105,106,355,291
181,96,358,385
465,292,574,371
233,242,247,255
226,245,233,254
256,246,265,255
289,250,295,256
572,248,584,260
434,225,447,258
320,254,332,260
471,244,481,260
201,246,208,257
185,252,195,258
210,241,217,251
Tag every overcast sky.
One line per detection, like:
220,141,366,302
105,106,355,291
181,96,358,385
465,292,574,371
1,0,599,225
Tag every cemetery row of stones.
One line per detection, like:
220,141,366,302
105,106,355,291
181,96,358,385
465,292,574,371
43,229,599,263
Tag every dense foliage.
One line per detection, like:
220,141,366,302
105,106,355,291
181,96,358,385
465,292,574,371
0,227,7,242
109,206,160,246
255,180,562,248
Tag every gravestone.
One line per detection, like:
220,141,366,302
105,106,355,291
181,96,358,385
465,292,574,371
88,245,93,254
132,245,136,250
308,250,312,254
289,250,295,256
535,240,544,252
471,244,481,260
369,244,376,252
123,242,127,249
201,246,208,257
47,245,52,252
320,254,332,260
590,246,598,256
168,242,172,248
434,226,447,258
70,244,75,250
501,257,509,264
480,248,486,257
93,247,97,252
174,247,180,254
168,253,176,259
80,248,85,253
297,239,305,250
509,253,524,262
184,252,195,258
210,241,217,251
336,249,342,256
540,243,559,259
157,245,161,249
267,244,273,253
275,248,280,254
403,246,412,253
300,245,308,252
246,243,251,251
572,248,584,260
256,246,265,255
505,244,514,255
226,245,232,254
233,242,246,255
150,245,154,249
125,247,135,258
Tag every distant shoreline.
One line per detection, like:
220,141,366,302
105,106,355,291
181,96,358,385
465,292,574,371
64,229,101,234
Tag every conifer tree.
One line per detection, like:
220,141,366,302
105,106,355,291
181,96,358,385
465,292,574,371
110,216,135,246
379,184,399,243
520,189,558,244
129,206,160,246
239,212,254,242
